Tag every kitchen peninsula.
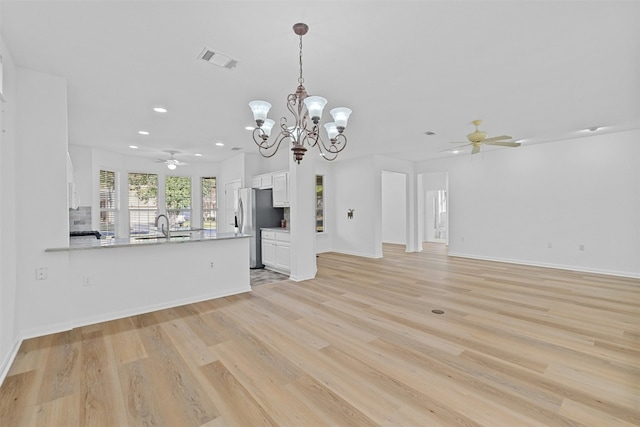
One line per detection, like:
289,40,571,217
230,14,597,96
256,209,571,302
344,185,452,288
45,232,251,329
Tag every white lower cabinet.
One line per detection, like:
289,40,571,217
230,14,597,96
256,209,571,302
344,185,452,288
261,229,290,274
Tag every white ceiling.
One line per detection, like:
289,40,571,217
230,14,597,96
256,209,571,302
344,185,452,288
1,1,639,165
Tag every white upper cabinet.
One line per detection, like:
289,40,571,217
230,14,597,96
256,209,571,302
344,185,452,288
252,173,273,189
272,171,289,207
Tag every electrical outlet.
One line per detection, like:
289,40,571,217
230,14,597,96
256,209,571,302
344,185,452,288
209,261,215,269
579,244,585,251
35,267,47,280
547,242,553,248
82,276,92,287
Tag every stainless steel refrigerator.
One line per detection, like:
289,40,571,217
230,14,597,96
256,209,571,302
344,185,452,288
237,188,284,268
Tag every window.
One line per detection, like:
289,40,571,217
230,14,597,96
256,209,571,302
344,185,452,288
99,170,117,237
166,176,191,229
316,175,324,232
128,172,158,236
201,177,217,232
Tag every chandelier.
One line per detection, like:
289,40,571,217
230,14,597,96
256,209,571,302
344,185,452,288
248,23,352,164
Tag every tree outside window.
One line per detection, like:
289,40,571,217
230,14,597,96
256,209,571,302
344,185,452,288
128,172,158,236
166,176,191,229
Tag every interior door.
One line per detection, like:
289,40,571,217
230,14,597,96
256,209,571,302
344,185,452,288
224,180,242,233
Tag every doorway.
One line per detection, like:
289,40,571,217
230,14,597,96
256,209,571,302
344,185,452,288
419,171,449,246
381,171,407,248
425,189,447,243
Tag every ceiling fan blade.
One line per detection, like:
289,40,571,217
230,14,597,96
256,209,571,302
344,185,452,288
154,159,167,163
471,145,481,155
450,141,470,144
483,135,512,143
484,141,521,147
441,143,471,152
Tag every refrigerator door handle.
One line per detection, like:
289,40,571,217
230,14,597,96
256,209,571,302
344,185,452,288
238,197,244,233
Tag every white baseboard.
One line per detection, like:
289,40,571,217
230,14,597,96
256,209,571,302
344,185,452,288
447,252,640,279
328,249,382,259
0,337,23,387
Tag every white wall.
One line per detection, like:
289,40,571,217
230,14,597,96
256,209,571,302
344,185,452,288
381,171,407,244
332,156,380,257
0,34,19,381
417,130,640,278
68,238,250,328
288,151,317,281
14,68,71,338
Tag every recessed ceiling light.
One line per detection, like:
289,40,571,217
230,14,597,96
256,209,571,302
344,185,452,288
195,153,203,157
129,145,138,149
138,130,149,135
452,150,460,154
587,126,600,132
153,107,168,113
215,142,225,147
245,126,255,131
424,131,436,136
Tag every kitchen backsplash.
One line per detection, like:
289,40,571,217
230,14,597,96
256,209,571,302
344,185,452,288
69,206,92,232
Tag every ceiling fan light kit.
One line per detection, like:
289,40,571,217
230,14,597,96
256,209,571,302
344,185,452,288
156,150,189,170
249,23,352,164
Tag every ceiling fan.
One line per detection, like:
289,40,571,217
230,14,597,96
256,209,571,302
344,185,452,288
155,150,188,170
451,120,521,154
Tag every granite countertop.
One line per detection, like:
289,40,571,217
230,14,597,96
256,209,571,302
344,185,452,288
261,227,290,233
46,231,252,252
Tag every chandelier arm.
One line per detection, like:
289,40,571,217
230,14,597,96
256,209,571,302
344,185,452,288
252,128,289,158
306,129,347,153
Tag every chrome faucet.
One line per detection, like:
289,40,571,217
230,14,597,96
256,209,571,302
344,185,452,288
154,214,170,241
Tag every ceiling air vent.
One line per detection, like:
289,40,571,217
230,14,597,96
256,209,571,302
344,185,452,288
230,147,243,151
198,47,238,69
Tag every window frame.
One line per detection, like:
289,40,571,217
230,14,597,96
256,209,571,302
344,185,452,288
99,169,118,238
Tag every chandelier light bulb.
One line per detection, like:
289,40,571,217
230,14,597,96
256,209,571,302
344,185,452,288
167,163,177,170
330,107,352,131
261,119,275,137
248,100,272,125
324,122,338,140
303,96,327,123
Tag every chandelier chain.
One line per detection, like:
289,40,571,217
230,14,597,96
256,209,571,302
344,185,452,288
298,35,304,85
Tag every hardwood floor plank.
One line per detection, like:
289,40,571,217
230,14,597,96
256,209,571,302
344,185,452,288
79,330,128,426
2,243,638,426
0,369,38,426
199,360,278,427
213,340,328,426
35,330,81,406
28,392,80,426
117,359,167,426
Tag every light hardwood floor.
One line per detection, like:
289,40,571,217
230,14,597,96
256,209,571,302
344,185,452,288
1,243,639,426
